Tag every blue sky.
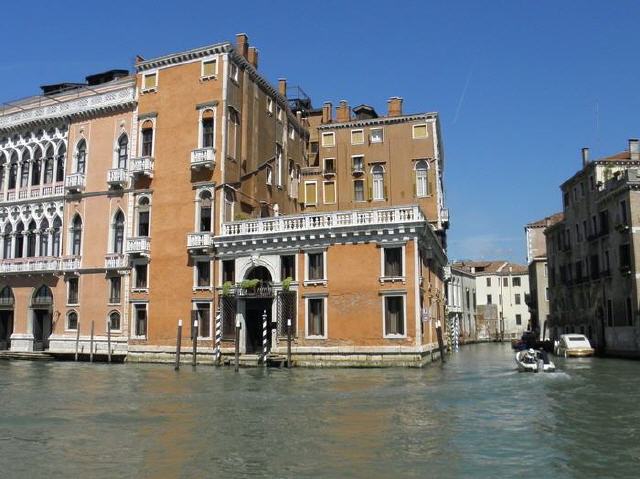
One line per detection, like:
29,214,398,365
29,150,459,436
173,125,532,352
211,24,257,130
3,1,640,264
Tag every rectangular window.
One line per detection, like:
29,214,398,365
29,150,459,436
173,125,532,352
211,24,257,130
545,287,549,301
195,303,211,338
321,132,335,147
142,72,157,91
277,106,283,122
201,58,217,78
229,63,239,82
487,294,492,304
627,297,633,326
620,200,628,225
222,260,235,283
513,277,521,287
323,181,336,204
307,252,324,281
227,109,240,159
202,116,214,148
267,98,274,114
352,155,364,173
307,298,325,337
289,126,295,140
516,314,522,325
109,276,121,304
67,313,78,331
67,277,79,305
515,294,521,305
412,124,428,139
135,263,148,289
384,296,405,336
486,278,491,287
280,255,296,281
134,304,147,337
141,127,153,157
196,261,211,288
620,244,631,269
304,181,317,206
323,158,335,174
353,179,365,202
383,247,403,277
503,277,508,287
138,211,150,237
351,129,364,145
370,128,383,143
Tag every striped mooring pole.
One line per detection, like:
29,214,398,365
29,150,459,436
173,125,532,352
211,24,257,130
262,310,268,365
214,312,222,365
453,317,460,352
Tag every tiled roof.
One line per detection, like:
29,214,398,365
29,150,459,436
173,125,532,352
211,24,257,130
525,212,564,228
451,260,528,276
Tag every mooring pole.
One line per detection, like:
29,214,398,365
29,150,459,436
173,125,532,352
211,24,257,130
89,320,95,363
74,320,80,361
234,318,240,372
214,312,222,366
175,319,182,371
192,319,198,368
107,318,112,364
287,318,292,368
436,319,446,363
262,310,268,366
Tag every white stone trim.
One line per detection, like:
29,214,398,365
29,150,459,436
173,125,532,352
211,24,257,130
382,292,407,339
305,295,328,339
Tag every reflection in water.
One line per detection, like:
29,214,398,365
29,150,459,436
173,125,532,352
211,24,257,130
0,344,639,478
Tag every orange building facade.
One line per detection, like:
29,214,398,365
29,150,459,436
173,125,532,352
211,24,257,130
0,34,448,366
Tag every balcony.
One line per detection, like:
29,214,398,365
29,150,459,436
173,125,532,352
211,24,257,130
190,147,215,170
60,256,81,272
65,173,86,193
187,232,214,253
107,168,128,188
2,183,64,203
0,257,59,274
126,237,151,256
130,156,154,178
105,253,128,269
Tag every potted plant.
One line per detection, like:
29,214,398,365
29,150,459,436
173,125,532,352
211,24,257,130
222,281,233,297
240,278,260,293
282,276,293,292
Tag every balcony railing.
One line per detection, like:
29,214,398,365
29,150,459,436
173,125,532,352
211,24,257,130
187,232,214,251
190,147,216,170
60,256,81,271
105,253,128,269
126,237,151,256
220,205,424,237
65,173,86,193
0,257,60,274
2,183,64,203
107,168,128,187
130,156,154,178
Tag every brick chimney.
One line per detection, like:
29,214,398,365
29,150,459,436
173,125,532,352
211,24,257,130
322,101,333,123
336,100,350,122
278,79,287,97
248,47,259,69
387,96,403,117
629,139,639,161
235,33,249,58
582,147,590,167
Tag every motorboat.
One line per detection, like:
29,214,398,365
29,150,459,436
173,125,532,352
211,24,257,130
515,348,556,373
554,334,594,357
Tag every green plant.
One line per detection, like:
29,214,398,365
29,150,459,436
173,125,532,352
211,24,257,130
240,278,260,289
222,281,233,296
282,276,293,291
234,212,251,221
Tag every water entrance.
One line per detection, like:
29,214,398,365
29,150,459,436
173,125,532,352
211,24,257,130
32,310,52,351
0,311,12,350
245,299,272,354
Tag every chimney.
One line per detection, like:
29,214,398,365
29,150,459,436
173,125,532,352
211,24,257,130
336,100,350,122
248,47,259,69
278,78,287,97
322,101,333,123
235,33,249,58
581,147,590,167
629,139,640,161
387,96,403,117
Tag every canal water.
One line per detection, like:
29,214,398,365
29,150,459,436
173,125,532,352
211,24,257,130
1,343,639,478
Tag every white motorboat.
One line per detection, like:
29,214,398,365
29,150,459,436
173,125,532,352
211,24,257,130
554,334,595,357
515,349,556,373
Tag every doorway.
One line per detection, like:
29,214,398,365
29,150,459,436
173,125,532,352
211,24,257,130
0,310,12,350
33,309,52,351
245,298,272,354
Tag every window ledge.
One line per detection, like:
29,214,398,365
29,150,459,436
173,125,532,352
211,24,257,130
193,286,213,292
379,276,406,284
384,334,407,339
107,301,122,306
131,288,149,294
304,280,327,287
200,75,217,82
305,335,327,340
64,328,78,333
66,302,79,307
141,88,157,94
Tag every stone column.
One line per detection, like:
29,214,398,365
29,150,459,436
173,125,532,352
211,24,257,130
22,231,28,258
35,231,41,257
9,234,15,259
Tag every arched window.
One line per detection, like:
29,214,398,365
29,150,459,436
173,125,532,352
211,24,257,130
70,215,82,256
20,150,30,188
2,224,11,259
198,191,212,232
52,217,61,257
75,140,86,174
14,222,24,258
137,197,150,236
32,148,42,186
56,144,66,182
8,153,17,190
26,220,37,257
201,110,214,148
415,160,428,197
372,165,385,201
39,218,49,256
224,188,235,222
112,210,125,253
141,121,153,157
44,145,54,184
108,311,121,331
67,311,78,331
117,134,128,169
266,165,273,186
33,285,53,306
0,286,13,306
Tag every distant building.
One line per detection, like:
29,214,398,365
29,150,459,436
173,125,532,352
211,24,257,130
452,260,530,340
524,212,563,339
445,264,477,343
546,140,640,356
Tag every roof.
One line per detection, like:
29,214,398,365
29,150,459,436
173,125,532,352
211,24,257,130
525,212,564,228
451,260,528,276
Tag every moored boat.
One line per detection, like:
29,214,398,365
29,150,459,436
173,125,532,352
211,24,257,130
554,334,595,357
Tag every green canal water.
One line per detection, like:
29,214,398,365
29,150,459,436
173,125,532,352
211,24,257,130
0,343,639,478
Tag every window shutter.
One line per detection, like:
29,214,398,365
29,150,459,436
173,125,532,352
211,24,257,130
412,171,417,196
384,184,388,201
190,310,198,339
367,175,372,201
428,178,434,196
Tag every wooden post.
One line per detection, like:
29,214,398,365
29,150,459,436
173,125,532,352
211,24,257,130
436,319,446,363
74,320,80,361
175,319,182,371
234,318,240,372
287,318,292,368
89,320,94,363
192,319,198,368
107,318,112,363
